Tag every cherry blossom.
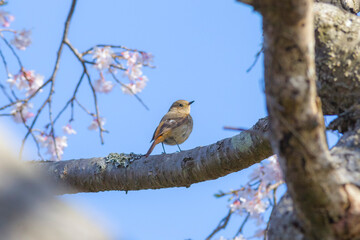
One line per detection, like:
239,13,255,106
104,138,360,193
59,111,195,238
218,235,246,240
36,134,68,160
140,52,154,65
119,50,150,94
230,187,269,216
121,51,132,62
11,102,34,123
88,117,105,131
234,236,246,240
121,75,148,95
11,29,32,50
92,46,114,70
231,157,283,217
63,124,77,135
0,10,14,27
126,63,143,81
262,155,283,183
220,156,284,237
94,76,114,93
7,69,44,96
36,134,48,147
6,74,16,87
122,52,144,79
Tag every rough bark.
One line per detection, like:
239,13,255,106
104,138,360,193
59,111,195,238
258,0,360,239
31,118,272,194
315,0,360,13
239,1,360,116
315,3,360,115
238,0,360,13
268,117,360,240
267,193,306,240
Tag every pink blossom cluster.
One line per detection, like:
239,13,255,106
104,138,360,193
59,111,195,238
36,134,68,160
11,102,34,123
7,69,44,96
93,46,114,70
11,29,32,50
34,124,77,160
94,73,114,93
88,117,105,131
35,119,107,160
91,47,152,95
63,124,77,135
121,51,152,95
228,156,284,238
0,10,32,50
0,9,14,27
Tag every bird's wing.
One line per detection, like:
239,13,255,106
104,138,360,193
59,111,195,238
150,116,188,142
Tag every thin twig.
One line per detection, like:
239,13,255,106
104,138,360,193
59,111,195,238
215,187,246,198
52,71,85,125
82,44,137,56
110,72,149,110
46,0,78,159
66,40,150,111
246,46,263,73
234,213,250,238
75,98,95,117
223,126,266,137
83,59,127,71
0,47,14,102
19,97,49,159
85,71,105,144
19,108,43,160
19,0,78,160
206,209,233,240
0,33,23,67
65,40,107,143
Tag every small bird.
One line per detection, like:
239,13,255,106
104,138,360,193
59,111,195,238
145,100,194,157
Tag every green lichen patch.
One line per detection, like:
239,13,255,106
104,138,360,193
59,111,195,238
104,152,143,168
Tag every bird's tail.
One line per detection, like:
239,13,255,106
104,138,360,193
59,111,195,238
145,139,159,158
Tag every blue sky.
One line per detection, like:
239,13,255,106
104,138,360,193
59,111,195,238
0,1,339,239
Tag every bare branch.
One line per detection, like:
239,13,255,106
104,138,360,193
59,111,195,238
234,213,250,238
0,33,23,67
206,209,233,240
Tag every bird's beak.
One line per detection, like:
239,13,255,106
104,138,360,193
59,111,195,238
189,100,195,105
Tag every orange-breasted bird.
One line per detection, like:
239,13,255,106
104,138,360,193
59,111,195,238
145,100,194,157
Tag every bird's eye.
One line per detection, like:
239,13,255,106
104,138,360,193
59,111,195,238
179,104,183,107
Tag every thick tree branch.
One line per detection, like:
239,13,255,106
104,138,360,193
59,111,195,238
31,118,272,194
259,0,360,239
268,117,360,240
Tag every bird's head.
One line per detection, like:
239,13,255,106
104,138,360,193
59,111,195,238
168,100,194,114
